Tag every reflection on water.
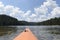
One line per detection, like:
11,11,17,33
0,26,60,40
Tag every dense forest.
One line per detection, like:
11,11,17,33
0,15,19,26
37,17,60,25
0,14,60,26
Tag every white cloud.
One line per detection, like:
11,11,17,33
33,0,60,22
0,0,60,22
23,10,31,17
51,7,60,18
0,2,4,14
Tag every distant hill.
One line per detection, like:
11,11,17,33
37,17,60,25
0,14,36,26
0,14,60,26
0,14,19,26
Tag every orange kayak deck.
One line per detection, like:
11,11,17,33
13,28,38,40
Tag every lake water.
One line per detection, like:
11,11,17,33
0,26,60,40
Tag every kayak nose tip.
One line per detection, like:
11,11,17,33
24,29,28,32
24,28,29,32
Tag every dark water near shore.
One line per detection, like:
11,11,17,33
0,26,60,40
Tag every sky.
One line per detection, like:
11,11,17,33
0,0,60,22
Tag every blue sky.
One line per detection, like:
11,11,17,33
0,0,60,11
0,0,60,22
0,0,45,11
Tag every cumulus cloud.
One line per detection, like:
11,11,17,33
0,0,60,22
34,0,60,22
51,7,60,18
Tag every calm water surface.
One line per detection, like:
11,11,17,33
0,26,60,40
